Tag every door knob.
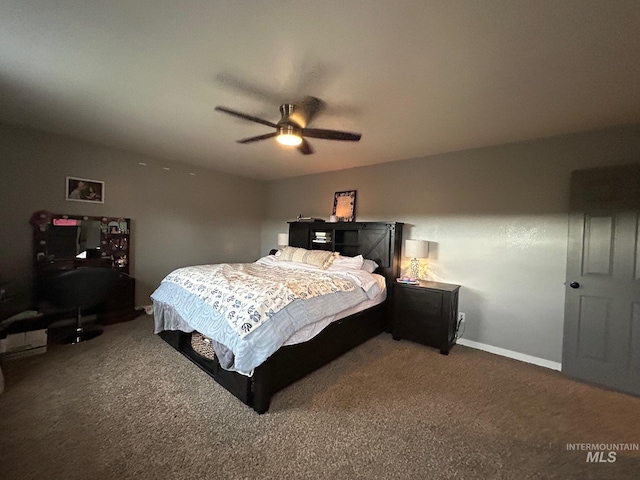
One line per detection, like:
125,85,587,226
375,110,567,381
569,281,580,289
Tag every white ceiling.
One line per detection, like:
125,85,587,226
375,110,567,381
1,1,640,181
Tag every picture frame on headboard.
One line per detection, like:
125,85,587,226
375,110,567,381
66,177,105,203
333,190,357,222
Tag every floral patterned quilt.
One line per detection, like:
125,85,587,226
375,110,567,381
162,263,356,338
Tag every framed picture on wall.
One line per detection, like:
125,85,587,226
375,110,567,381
66,177,105,203
333,190,357,222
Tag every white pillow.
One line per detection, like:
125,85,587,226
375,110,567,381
361,259,379,273
277,246,337,269
328,254,364,271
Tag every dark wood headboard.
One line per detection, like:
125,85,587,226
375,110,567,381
288,221,403,289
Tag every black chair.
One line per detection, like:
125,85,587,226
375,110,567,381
40,267,121,344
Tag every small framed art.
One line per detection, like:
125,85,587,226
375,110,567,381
333,190,357,222
66,177,105,203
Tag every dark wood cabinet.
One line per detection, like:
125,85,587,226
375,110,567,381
392,280,460,354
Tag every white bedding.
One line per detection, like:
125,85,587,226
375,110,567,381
255,255,384,299
256,254,388,345
283,285,386,345
152,254,387,375
161,258,359,338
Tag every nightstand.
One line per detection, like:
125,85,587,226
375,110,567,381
392,280,461,355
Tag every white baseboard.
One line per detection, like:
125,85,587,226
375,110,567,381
456,338,562,371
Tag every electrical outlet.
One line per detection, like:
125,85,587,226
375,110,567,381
458,312,466,324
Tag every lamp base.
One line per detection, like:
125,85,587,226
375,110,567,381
410,258,420,281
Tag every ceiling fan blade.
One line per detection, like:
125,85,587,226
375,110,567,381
237,132,278,144
215,73,284,105
301,128,361,142
298,96,326,126
298,138,314,155
215,106,277,128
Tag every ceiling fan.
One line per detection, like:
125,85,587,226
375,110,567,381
214,96,361,155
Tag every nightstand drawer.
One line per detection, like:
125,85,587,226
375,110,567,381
394,287,442,317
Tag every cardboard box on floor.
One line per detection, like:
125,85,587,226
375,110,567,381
0,329,47,360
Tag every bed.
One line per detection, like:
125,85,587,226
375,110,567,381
153,221,403,413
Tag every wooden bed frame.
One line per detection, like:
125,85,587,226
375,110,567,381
158,221,403,413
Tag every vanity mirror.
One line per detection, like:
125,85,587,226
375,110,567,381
31,212,130,274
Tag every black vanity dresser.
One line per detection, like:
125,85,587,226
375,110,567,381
30,211,138,325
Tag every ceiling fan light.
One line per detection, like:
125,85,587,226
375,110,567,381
277,133,303,146
276,124,303,146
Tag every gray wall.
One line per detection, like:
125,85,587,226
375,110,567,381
0,123,266,308
4,121,640,366
262,125,640,364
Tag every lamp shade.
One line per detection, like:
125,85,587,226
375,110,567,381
277,233,289,247
404,239,429,258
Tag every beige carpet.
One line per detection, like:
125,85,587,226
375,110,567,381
0,316,638,480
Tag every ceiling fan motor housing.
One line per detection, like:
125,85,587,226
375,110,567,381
278,104,302,130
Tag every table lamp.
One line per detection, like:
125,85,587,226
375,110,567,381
277,233,289,248
404,239,429,281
